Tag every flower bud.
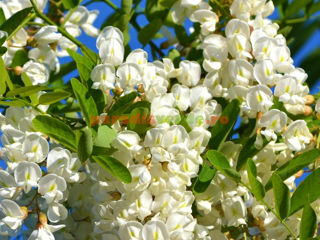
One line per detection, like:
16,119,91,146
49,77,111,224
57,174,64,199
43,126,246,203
13,66,23,76
38,212,47,225
20,206,28,219
305,95,314,105
295,170,304,178
304,105,312,116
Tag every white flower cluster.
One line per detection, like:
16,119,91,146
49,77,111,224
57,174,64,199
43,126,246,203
0,0,319,239
0,1,99,86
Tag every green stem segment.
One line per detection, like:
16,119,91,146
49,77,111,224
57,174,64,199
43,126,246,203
29,0,95,63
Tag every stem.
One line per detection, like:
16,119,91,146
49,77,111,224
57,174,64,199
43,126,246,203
240,181,298,239
26,22,47,27
8,13,36,40
29,0,96,63
102,0,118,11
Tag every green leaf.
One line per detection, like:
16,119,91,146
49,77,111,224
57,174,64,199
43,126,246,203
284,0,312,17
10,49,29,68
0,100,28,107
61,0,80,9
93,125,117,148
89,89,105,114
108,92,138,116
174,25,189,46
247,159,265,201
0,8,6,26
67,49,94,83
0,7,33,36
209,99,240,151
206,150,241,182
265,149,320,190
6,85,49,98
38,91,72,105
32,115,77,151
128,107,150,135
146,0,169,21
307,1,320,15
159,0,176,8
300,201,317,239
271,173,290,220
236,135,269,171
138,18,163,46
289,168,320,216
0,56,13,91
71,78,98,127
193,163,217,194
92,155,132,183
77,128,93,163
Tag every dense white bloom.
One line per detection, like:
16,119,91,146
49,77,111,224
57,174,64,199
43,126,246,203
119,221,143,240
191,10,218,35
14,161,42,193
171,84,190,111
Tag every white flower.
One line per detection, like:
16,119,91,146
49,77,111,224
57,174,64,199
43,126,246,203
91,64,115,91
38,174,67,204
274,76,306,105
126,49,148,67
119,221,143,240
190,86,212,109
141,220,170,240
230,0,251,20
191,9,218,35
253,59,277,86
47,202,68,223
28,224,65,240
116,63,142,90
229,59,253,86
22,61,50,85
259,109,287,141
14,161,42,193
0,170,16,199
221,196,247,227
0,199,24,235
225,19,250,39
22,133,49,163
97,26,123,49
177,61,201,87
283,120,313,152
81,10,100,37
161,125,190,154
203,71,224,97
203,46,228,72
99,38,124,66
166,212,196,239
171,84,190,111
124,164,151,192
34,26,62,45
246,85,273,113
28,45,58,71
